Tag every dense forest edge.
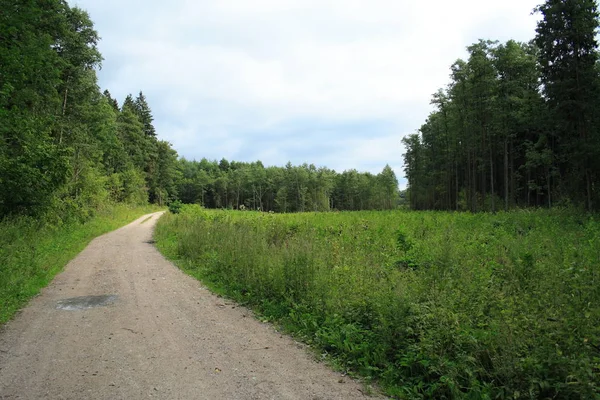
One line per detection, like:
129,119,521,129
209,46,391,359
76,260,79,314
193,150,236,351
403,0,600,212
175,159,400,212
1,2,178,221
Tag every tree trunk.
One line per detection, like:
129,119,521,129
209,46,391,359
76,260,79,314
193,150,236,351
527,169,531,207
586,169,592,211
510,138,516,207
490,144,495,213
504,138,509,211
59,87,69,145
455,159,459,211
547,167,551,208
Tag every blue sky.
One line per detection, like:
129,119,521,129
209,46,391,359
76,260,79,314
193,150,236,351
71,0,541,189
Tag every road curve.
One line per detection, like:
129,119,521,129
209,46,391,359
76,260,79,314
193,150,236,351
0,212,376,400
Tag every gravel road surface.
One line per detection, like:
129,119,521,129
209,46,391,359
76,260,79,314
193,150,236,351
0,212,377,399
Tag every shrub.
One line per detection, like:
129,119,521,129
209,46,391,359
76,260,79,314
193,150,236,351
168,200,183,214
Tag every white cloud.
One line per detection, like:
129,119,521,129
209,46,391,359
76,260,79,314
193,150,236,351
73,0,541,183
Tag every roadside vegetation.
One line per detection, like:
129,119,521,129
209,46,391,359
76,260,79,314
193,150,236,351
156,205,600,399
0,204,160,324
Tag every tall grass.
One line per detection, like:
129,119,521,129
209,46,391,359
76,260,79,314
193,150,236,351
155,205,600,399
0,204,161,324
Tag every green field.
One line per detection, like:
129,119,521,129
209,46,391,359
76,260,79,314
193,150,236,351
0,204,161,324
155,205,600,399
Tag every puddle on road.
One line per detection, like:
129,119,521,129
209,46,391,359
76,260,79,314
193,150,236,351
56,295,118,311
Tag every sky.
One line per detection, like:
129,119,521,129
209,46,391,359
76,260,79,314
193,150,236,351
71,0,542,189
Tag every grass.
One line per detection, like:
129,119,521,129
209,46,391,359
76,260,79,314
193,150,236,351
155,204,600,399
0,204,162,324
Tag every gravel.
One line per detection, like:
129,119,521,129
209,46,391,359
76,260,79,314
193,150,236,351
0,212,380,400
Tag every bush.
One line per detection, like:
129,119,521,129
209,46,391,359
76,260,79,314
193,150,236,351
168,200,183,214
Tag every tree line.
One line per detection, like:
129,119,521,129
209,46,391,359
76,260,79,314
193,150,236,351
176,159,399,212
1,0,399,219
403,0,600,211
0,0,178,220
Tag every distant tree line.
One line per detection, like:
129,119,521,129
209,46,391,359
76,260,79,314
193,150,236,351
176,159,399,212
0,0,179,220
403,0,600,211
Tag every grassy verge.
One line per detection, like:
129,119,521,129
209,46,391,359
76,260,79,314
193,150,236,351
155,205,600,399
0,204,162,324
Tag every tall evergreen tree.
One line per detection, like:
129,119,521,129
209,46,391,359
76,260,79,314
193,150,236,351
103,90,120,113
403,38,546,211
134,91,156,137
535,0,600,209
0,0,178,218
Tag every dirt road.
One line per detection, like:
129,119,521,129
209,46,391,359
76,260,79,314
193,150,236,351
0,212,377,399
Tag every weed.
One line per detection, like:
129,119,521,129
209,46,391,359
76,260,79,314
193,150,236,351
155,205,600,399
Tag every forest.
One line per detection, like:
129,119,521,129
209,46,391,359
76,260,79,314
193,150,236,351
176,159,399,212
0,0,179,221
403,0,600,211
0,0,399,222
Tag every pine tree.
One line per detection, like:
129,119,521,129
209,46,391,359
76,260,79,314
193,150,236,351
135,91,156,137
535,0,600,209
103,90,120,113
